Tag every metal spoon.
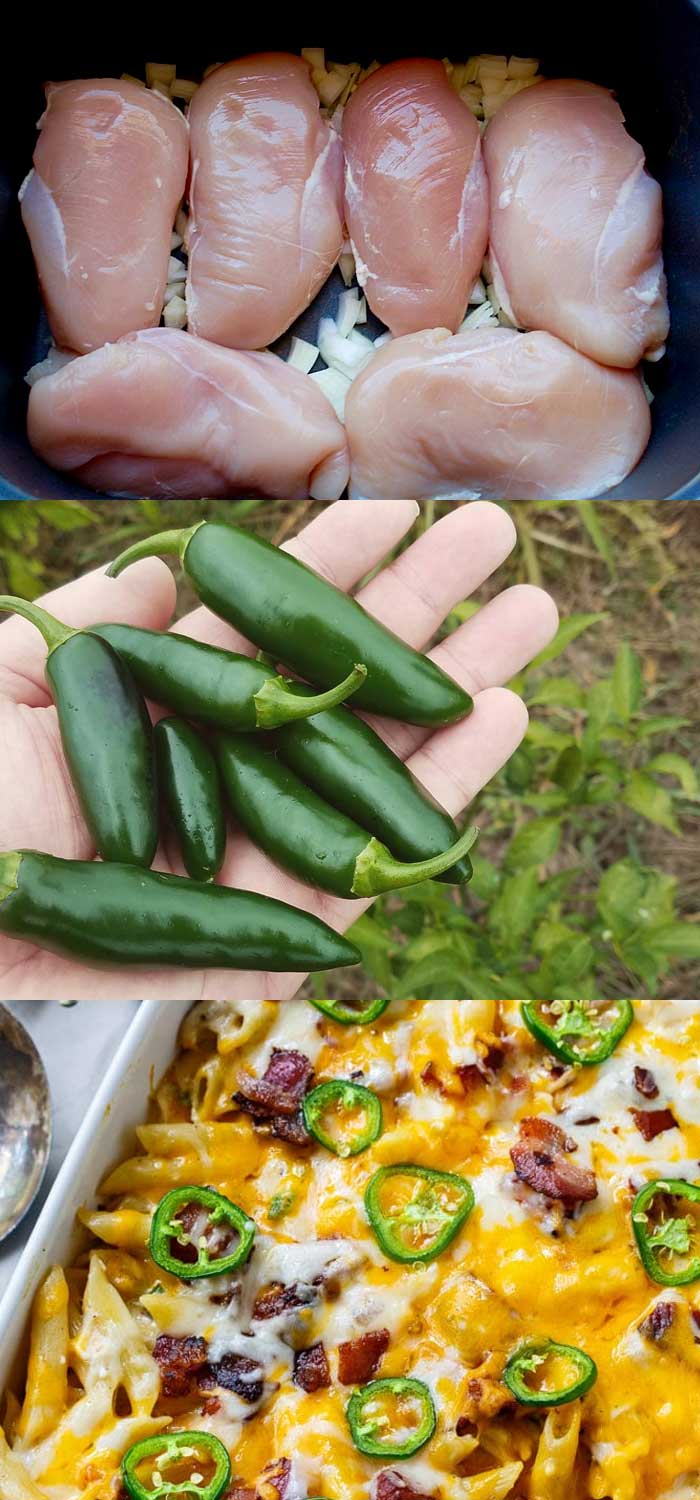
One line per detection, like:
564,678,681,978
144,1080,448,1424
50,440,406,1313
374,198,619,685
0,1007,52,1243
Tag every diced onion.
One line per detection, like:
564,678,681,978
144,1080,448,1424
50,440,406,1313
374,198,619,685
459,302,499,331
170,229,183,251
336,289,363,337
172,78,199,102
287,336,320,374
175,208,189,240
508,56,540,78
164,281,184,304
373,332,392,349
468,277,487,306
163,295,187,329
310,367,351,420
347,328,374,354
151,81,172,100
146,62,176,88
167,255,187,282
302,48,326,73
317,317,374,379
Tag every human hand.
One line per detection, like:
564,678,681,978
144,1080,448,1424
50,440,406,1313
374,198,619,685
0,500,558,1000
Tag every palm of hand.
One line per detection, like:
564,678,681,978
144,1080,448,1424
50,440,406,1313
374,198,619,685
0,500,557,1000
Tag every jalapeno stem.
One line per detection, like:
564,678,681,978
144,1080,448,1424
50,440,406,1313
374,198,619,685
352,824,479,897
254,663,368,729
107,522,205,578
0,851,21,905
0,596,75,654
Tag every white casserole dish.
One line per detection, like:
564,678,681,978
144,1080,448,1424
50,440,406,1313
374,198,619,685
0,999,191,1394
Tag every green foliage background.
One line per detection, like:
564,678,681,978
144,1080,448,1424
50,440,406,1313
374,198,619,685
2,497,698,999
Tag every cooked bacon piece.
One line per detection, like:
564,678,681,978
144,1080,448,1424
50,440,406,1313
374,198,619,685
201,1397,221,1416
199,1352,265,1404
293,1341,331,1392
457,1376,515,1425
374,1472,437,1500
338,1328,390,1385
421,1061,446,1093
456,1063,483,1093
510,1117,598,1203
640,1301,676,1342
225,1489,257,1500
259,1458,292,1498
153,1334,208,1397
233,1047,313,1145
630,1106,678,1141
252,1281,316,1321
634,1066,660,1099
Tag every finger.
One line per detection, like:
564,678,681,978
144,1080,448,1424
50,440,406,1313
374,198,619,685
405,686,528,817
353,501,517,647
174,499,420,649
0,559,177,706
367,583,559,760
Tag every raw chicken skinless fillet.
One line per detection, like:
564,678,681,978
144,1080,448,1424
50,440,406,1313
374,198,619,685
27,328,350,500
187,53,345,349
483,78,669,369
20,79,188,355
343,58,489,335
344,326,651,501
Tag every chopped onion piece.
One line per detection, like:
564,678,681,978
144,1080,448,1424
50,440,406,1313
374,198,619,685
310,367,351,420
170,230,183,251
642,376,655,404
460,84,484,117
336,289,362,337
164,281,185,304
486,282,501,315
481,253,494,284
468,277,487,306
317,317,374,379
175,208,189,240
459,302,499,331
347,329,374,353
302,48,326,73
373,332,392,349
339,250,356,287
316,70,346,107
355,297,367,324
358,61,380,85
163,295,187,329
146,62,176,88
25,347,77,387
167,255,187,282
508,56,540,78
172,78,199,102
287,336,319,374
151,81,171,100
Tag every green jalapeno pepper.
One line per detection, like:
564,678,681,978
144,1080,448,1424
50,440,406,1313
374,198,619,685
632,1178,700,1286
107,522,473,728
155,718,226,883
309,997,391,1025
0,850,361,972
303,1080,383,1157
91,622,366,731
346,1376,436,1458
149,1185,255,1279
503,1339,598,1407
122,1430,231,1500
0,596,157,867
521,999,634,1066
214,733,478,899
273,693,473,885
365,1164,475,1264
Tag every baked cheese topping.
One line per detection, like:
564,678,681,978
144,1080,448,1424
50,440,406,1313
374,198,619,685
2,999,700,1500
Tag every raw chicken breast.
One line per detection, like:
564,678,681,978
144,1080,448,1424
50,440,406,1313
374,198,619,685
342,59,489,335
345,326,651,500
187,54,344,348
483,79,669,368
27,328,349,500
20,79,188,355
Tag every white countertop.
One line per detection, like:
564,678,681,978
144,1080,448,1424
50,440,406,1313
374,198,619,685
0,1001,140,1292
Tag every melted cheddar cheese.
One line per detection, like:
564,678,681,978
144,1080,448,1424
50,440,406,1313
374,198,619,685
3,1000,700,1500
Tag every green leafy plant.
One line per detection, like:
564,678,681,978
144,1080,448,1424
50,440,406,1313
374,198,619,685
0,502,97,598
336,616,699,1000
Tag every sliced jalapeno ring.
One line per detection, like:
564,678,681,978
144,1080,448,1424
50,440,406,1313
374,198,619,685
122,1430,231,1500
365,1164,474,1264
149,1185,255,1280
503,1339,598,1407
632,1178,700,1286
521,999,634,1066
309,997,391,1025
303,1080,383,1157
347,1376,436,1458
